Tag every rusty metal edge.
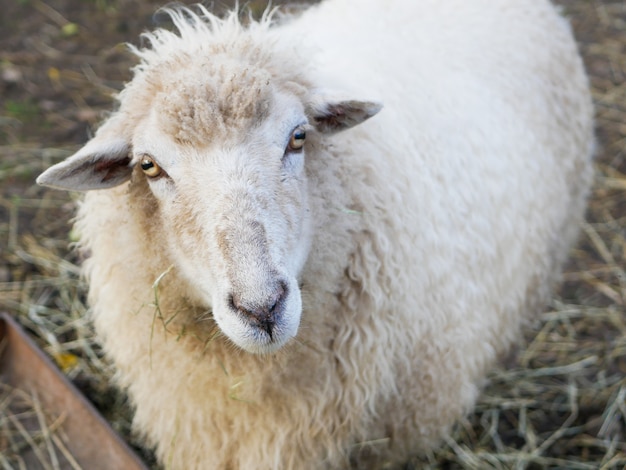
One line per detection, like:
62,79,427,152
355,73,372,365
0,312,149,470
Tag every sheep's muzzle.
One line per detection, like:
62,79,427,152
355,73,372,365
228,281,288,340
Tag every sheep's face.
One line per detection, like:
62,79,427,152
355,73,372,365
134,90,313,354
37,78,381,354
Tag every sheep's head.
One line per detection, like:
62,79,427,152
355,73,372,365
37,14,381,354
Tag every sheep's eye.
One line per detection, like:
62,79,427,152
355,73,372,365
140,155,162,178
288,126,306,151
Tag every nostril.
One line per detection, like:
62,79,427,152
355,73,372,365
269,280,288,314
228,280,289,339
229,293,242,313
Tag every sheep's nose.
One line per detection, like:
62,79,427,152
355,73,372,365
229,281,288,339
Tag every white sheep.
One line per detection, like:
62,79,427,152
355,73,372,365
37,0,594,468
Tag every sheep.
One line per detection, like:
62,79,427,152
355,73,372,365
36,0,594,468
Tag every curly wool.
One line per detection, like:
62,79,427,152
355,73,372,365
66,1,593,468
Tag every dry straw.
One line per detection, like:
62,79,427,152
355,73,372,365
0,383,81,470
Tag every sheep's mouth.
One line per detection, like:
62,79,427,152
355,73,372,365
227,304,293,354
232,323,294,355
228,282,287,340
213,280,302,354
243,314,277,341
215,283,302,354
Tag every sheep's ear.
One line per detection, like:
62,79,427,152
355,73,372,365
306,90,382,134
37,118,133,191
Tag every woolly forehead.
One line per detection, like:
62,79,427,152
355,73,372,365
121,10,309,147
134,85,307,164
152,60,276,146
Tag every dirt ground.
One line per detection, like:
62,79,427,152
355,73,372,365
1,0,625,468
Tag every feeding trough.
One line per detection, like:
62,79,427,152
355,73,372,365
0,312,147,470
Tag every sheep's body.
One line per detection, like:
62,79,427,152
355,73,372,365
38,0,593,468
